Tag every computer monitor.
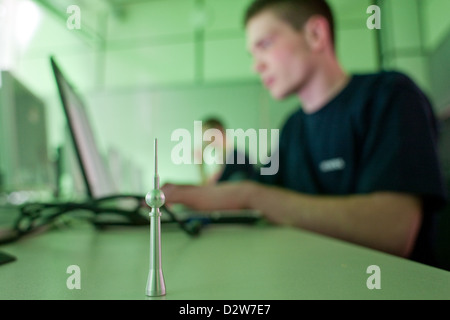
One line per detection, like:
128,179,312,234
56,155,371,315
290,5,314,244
50,56,118,199
0,71,52,196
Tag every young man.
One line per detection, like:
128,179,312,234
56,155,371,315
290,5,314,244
162,0,447,266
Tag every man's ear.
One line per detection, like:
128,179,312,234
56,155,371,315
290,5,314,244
303,15,331,52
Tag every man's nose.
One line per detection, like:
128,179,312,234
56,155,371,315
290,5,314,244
253,59,266,74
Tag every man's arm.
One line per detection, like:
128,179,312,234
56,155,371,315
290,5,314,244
162,181,422,258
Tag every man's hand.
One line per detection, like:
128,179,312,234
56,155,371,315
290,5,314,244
161,181,256,211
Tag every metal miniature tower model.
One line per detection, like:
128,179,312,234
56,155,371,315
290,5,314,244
145,138,166,297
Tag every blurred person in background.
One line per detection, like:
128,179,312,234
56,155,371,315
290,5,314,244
195,117,255,185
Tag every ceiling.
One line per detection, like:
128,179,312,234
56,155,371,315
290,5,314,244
16,0,379,95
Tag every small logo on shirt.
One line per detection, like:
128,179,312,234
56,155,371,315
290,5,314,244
319,158,346,173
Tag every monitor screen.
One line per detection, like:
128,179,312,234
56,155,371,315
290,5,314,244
50,57,117,199
0,71,52,196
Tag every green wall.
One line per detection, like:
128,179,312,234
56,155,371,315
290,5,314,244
5,0,450,194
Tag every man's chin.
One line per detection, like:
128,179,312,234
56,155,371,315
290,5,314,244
269,88,291,101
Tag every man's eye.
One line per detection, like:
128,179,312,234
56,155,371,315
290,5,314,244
260,38,272,49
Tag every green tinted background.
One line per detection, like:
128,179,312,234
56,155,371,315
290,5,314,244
7,0,450,191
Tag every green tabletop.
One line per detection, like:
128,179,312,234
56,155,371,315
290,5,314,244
0,220,449,300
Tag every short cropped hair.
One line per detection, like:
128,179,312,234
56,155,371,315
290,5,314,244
244,0,335,48
203,117,225,130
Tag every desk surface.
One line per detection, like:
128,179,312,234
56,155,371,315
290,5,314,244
0,218,449,300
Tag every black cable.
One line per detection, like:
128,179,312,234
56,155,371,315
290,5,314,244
0,195,200,245
161,205,203,236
